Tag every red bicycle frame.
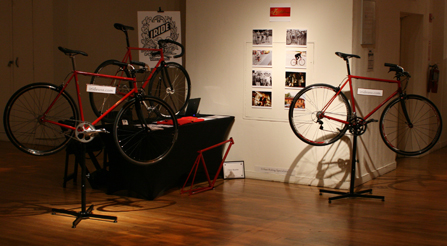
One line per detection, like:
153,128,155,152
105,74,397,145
40,70,137,130
322,75,403,125
119,47,166,91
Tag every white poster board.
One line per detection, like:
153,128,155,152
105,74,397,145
137,11,182,67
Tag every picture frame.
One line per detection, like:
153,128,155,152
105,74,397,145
285,71,306,89
252,49,273,67
223,161,245,179
253,29,273,46
252,70,272,88
252,91,272,108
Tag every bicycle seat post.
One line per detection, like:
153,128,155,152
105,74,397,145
70,55,77,71
124,30,131,48
345,58,352,76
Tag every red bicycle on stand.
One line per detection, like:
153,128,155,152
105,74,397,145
289,52,442,156
4,47,179,166
288,52,442,203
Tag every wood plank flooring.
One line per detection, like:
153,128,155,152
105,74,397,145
0,140,446,245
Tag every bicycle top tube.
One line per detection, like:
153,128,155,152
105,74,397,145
55,47,143,128
319,52,409,124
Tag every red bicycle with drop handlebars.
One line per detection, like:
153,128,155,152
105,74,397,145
289,52,442,156
89,23,191,123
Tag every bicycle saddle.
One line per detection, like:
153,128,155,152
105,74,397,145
335,52,361,60
114,23,134,31
58,47,88,56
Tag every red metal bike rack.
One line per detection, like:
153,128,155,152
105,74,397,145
181,138,234,195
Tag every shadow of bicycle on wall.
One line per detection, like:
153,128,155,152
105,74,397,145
284,135,352,189
285,130,390,190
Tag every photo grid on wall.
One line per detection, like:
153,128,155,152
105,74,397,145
250,29,308,110
252,29,273,108
285,29,307,110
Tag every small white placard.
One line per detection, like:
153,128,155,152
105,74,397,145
358,88,383,96
223,161,245,179
86,84,116,94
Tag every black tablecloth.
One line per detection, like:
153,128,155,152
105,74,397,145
101,115,234,200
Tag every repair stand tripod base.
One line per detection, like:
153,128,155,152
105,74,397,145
51,141,117,228
52,205,117,228
319,131,385,203
319,188,384,204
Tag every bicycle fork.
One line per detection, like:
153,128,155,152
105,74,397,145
398,94,414,128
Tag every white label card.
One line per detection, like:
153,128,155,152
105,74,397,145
358,88,383,97
86,84,116,94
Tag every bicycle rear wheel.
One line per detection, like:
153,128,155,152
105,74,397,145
3,83,79,155
290,59,297,66
380,94,442,156
89,59,132,123
288,84,351,146
113,96,178,165
148,62,191,115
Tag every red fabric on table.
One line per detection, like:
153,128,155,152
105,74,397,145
157,116,204,126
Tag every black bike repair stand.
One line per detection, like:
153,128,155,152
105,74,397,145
52,141,117,228
319,123,385,203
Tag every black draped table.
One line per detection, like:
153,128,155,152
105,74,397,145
99,115,234,200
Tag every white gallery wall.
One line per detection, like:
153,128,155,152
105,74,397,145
186,0,360,188
186,0,447,188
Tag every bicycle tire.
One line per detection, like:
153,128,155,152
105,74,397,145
3,83,79,156
288,84,351,146
89,59,132,123
113,96,178,165
148,62,191,115
380,94,442,156
299,58,305,66
291,59,297,66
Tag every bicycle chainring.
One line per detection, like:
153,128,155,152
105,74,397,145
349,117,367,136
75,123,96,143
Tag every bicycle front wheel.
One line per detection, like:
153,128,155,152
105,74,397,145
3,83,79,155
113,96,178,165
380,94,442,156
89,59,132,123
288,84,351,146
148,62,191,115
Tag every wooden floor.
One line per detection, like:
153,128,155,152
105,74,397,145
1,140,447,246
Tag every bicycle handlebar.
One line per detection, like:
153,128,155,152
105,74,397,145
112,60,148,75
384,63,411,78
114,23,134,32
157,39,184,58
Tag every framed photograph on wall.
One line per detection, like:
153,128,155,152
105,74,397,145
252,49,273,67
286,50,307,68
286,29,307,47
252,91,272,108
252,70,272,88
285,92,305,110
253,29,273,46
285,71,306,88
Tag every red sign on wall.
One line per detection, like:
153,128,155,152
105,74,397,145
270,4,291,21
270,7,291,17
